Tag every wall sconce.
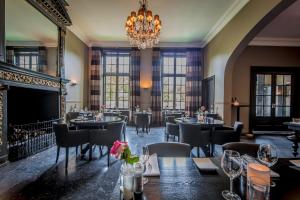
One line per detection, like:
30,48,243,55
70,80,78,86
140,80,152,89
232,97,240,107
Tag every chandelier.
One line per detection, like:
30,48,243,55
125,0,162,49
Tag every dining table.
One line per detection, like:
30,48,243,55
110,157,300,200
70,116,122,129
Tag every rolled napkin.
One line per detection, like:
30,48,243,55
193,158,219,171
290,160,300,168
143,153,160,177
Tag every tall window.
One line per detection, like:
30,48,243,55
103,51,130,109
162,52,186,110
15,51,39,71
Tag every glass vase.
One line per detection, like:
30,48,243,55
120,162,134,200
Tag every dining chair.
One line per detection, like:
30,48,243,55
165,116,180,142
89,121,124,166
134,113,151,134
147,142,191,157
222,142,259,157
211,121,244,155
53,123,89,170
179,122,210,157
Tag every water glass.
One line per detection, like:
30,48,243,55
257,144,278,168
221,150,242,200
248,176,270,200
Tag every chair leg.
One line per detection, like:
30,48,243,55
123,126,126,141
166,134,169,141
56,146,60,163
76,146,78,156
107,148,110,167
65,147,69,169
89,144,93,161
99,145,103,157
197,147,200,158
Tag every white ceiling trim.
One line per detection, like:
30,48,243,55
68,0,249,48
67,25,90,45
6,41,57,48
88,41,203,48
249,37,300,47
202,0,249,47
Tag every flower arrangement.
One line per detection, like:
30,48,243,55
200,106,206,112
110,140,139,164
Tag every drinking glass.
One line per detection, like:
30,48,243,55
257,144,278,168
140,146,150,184
221,150,243,200
248,176,270,200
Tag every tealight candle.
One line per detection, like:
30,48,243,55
247,163,270,186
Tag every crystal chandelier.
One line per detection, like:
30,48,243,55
125,0,162,49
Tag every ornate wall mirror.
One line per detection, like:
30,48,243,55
5,0,58,76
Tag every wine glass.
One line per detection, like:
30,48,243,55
140,146,150,184
221,150,243,200
257,144,278,168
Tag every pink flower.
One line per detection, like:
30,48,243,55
200,106,206,112
110,140,128,158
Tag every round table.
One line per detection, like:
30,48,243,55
174,117,224,127
70,116,122,128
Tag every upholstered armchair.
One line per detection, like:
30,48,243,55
53,123,89,169
89,122,124,166
165,116,180,142
210,121,244,155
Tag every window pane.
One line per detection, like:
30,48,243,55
284,75,291,85
276,75,284,85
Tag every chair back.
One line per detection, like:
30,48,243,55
165,116,176,124
233,121,243,135
147,142,191,157
222,142,259,157
135,113,151,126
179,123,210,147
89,121,124,147
53,123,69,146
66,112,80,124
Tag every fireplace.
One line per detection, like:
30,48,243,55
8,86,59,125
7,86,60,161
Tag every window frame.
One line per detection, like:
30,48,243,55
161,51,187,110
103,50,131,110
14,51,39,71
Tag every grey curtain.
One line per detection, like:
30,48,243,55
185,49,203,116
151,48,162,125
130,48,141,121
89,48,101,111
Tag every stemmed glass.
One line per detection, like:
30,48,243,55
140,146,150,185
257,144,278,168
221,150,243,200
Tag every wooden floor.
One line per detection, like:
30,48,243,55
0,126,298,200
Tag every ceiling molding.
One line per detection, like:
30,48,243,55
202,0,249,47
249,37,300,47
88,41,203,48
6,41,57,48
67,25,90,45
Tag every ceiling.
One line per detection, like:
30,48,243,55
5,0,58,46
67,0,249,47
250,0,300,46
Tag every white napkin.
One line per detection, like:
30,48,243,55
193,158,219,171
290,160,300,168
143,153,160,177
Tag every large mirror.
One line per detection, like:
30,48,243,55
5,0,58,76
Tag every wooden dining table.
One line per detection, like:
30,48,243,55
110,157,300,200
